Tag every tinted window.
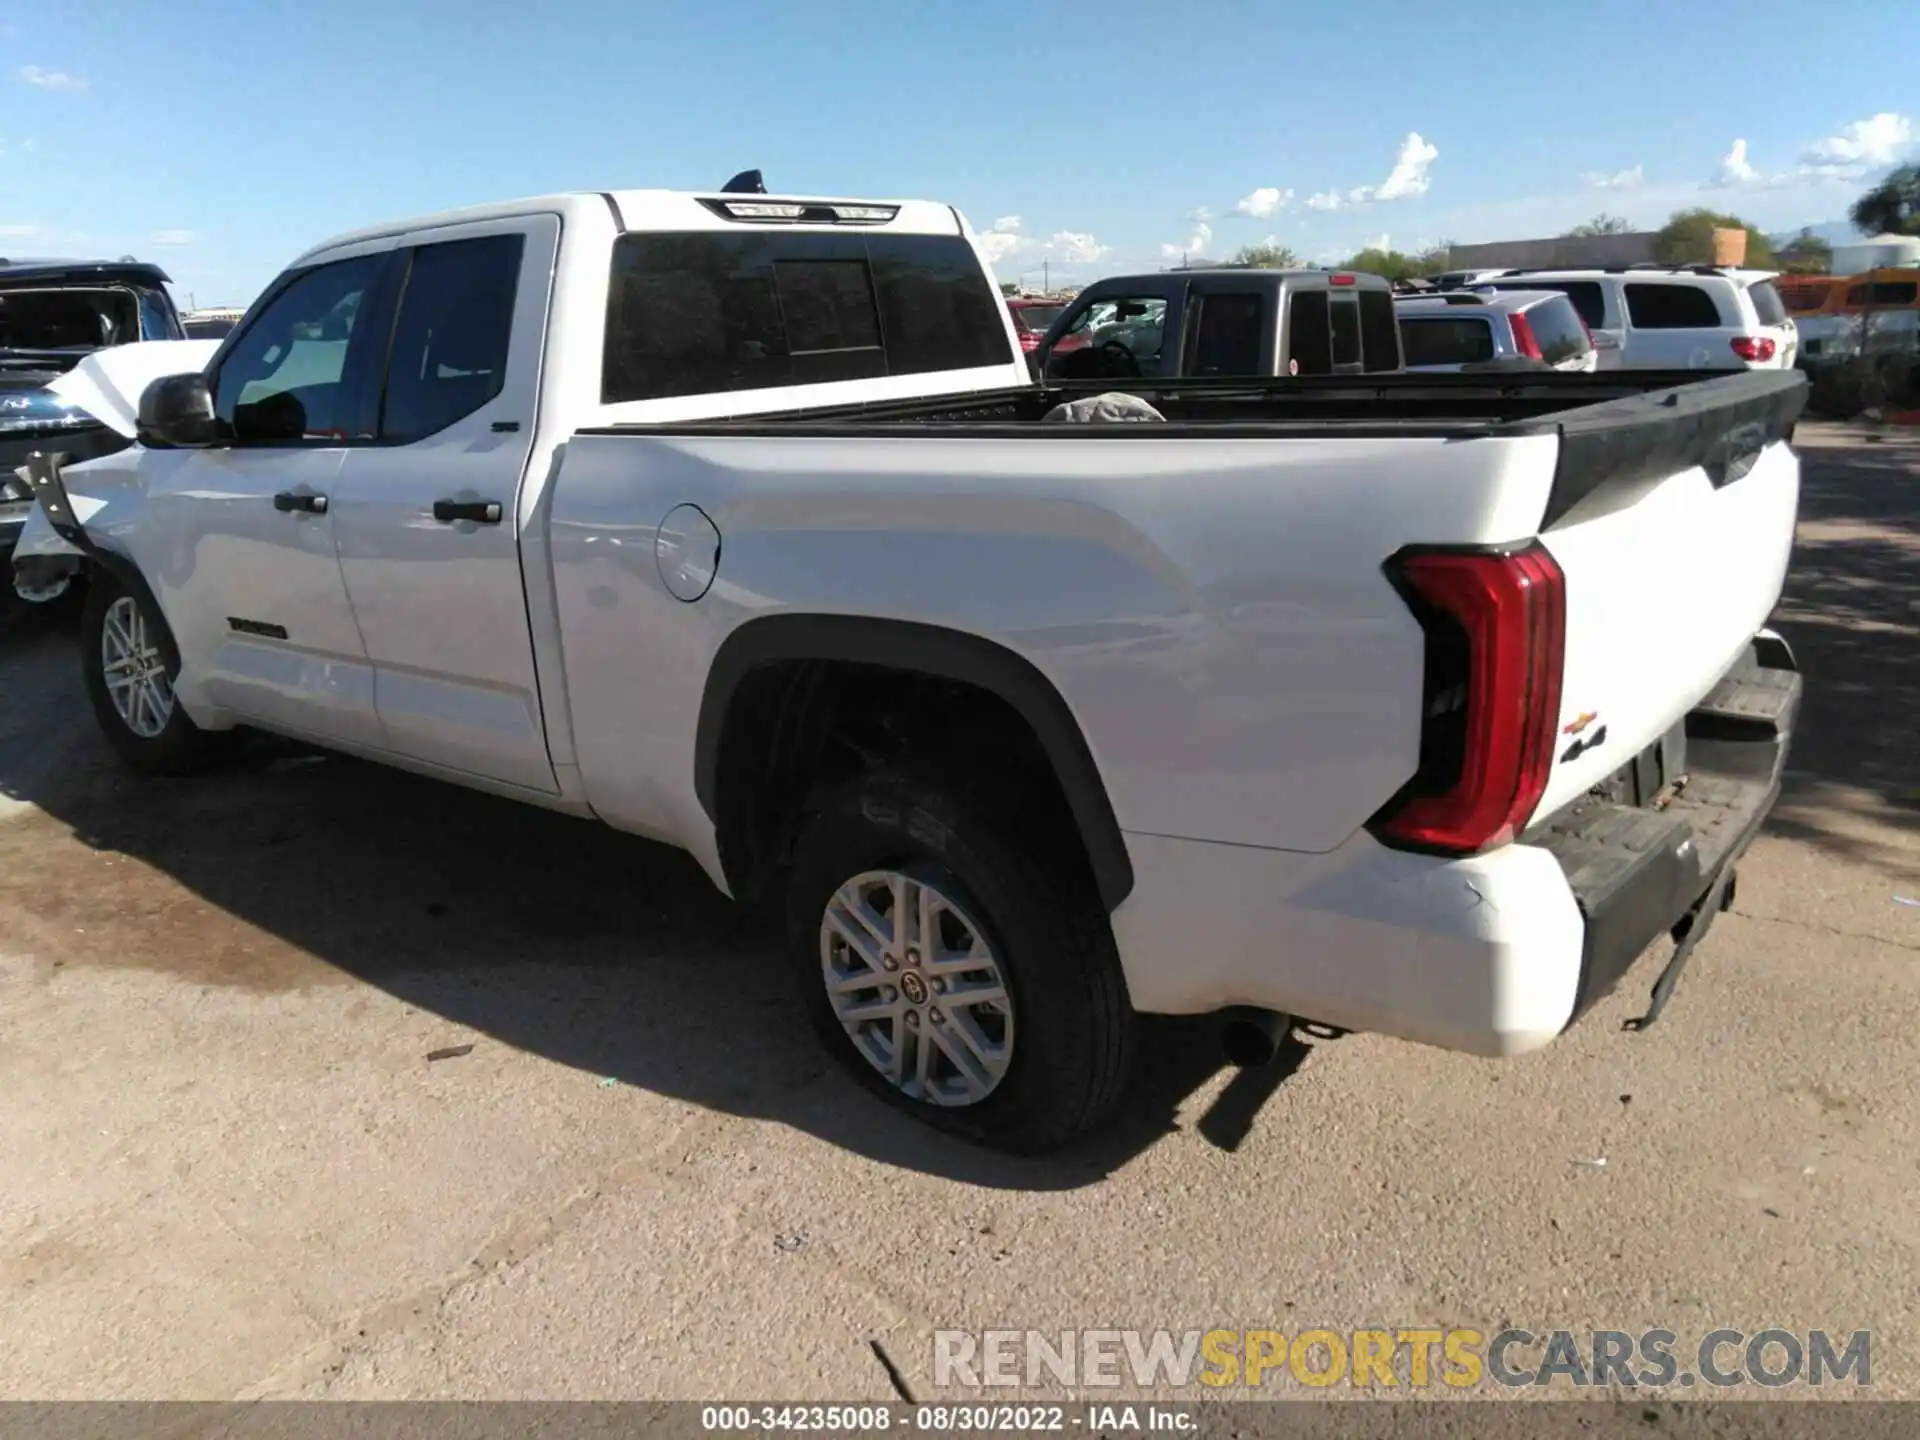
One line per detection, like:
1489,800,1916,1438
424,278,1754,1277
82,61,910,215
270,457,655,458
1329,294,1360,368
1746,279,1787,326
1525,296,1591,364
380,234,524,444
1287,289,1332,374
1188,292,1264,376
214,255,387,442
183,318,237,339
602,232,1012,403
1359,288,1401,371
1492,279,1606,328
1399,316,1495,366
1846,280,1918,307
1625,283,1723,329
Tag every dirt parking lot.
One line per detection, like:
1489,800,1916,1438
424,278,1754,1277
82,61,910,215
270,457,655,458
2,423,1917,1403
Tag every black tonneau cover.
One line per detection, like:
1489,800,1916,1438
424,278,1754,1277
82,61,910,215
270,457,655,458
585,368,1808,533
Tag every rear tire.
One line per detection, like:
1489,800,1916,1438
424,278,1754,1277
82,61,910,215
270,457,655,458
785,767,1136,1154
81,573,236,776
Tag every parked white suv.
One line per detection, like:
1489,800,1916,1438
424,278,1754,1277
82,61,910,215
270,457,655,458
1479,267,1796,372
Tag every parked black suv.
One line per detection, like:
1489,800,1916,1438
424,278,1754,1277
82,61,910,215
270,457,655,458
1,259,186,583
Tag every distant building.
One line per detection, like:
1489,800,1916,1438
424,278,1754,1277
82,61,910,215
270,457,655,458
1441,231,1659,271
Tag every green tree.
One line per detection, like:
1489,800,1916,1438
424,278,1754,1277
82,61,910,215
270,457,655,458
1231,241,1301,268
1337,245,1450,282
1655,208,1776,268
1850,164,1920,236
999,280,1020,297
1777,228,1834,274
1564,213,1633,238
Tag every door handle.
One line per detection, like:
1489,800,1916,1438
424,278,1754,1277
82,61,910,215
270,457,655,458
432,499,504,525
272,491,328,514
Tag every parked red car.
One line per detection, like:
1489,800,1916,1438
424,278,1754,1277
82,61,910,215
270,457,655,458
1005,297,1085,356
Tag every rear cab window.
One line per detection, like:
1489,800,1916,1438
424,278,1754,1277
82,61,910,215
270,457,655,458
602,231,1013,402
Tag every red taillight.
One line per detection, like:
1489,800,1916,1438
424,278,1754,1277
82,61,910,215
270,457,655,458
1508,310,1543,360
1370,543,1567,855
1330,273,1357,286
1731,335,1777,362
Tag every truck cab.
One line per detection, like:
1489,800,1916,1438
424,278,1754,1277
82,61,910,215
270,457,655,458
1032,268,1402,381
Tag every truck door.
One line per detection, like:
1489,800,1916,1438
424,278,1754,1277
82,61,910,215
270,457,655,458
328,215,562,795
145,249,393,749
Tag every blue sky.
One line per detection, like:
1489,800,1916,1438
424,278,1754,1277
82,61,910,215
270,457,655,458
2,0,1914,307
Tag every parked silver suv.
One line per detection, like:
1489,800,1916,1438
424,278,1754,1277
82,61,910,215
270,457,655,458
1394,288,1597,372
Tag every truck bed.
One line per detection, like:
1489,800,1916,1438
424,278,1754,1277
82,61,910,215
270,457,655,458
585,369,1806,532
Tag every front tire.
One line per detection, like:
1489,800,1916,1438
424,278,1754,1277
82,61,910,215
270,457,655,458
785,767,1136,1154
81,574,234,775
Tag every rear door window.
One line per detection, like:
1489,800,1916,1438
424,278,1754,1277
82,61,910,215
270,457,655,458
602,231,1013,402
1625,283,1725,329
1746,279,1788,326
1186,292,1265,376
1398,315,1495,366
1525,296,1592,364
380,233,525,443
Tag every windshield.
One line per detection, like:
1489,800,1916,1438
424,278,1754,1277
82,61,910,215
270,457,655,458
0,286,142,354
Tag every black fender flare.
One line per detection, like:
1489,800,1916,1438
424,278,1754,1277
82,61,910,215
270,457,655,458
21,449,180,670
694,614,1135,912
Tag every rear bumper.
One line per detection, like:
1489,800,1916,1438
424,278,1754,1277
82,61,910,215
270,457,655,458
1528,629,1801,1027
1108,630,1800,1055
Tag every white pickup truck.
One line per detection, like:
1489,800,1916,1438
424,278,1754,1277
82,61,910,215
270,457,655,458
13,185,1808,1154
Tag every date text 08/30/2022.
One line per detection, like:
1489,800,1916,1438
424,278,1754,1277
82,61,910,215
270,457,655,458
702,1405,1195,1433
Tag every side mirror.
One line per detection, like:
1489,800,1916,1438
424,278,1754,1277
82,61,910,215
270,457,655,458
137,373,220,449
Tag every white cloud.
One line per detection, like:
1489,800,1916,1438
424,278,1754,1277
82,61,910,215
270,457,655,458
1719,138,1760,185
1362,232,1391,254
1306,191,1343,212
1049,230,1109,265
16,65,89,92
1188,205,1214,223
1233,186,1293,219
1584,164,1645,190
0,223,38,238
1160,219,1213,263
1374,132,1439,201
150,229,195,247
978,216,1110,276
1799,112,1914,178
1347,186,1376,205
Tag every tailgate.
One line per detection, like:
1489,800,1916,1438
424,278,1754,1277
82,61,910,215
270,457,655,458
1527,370,1805,822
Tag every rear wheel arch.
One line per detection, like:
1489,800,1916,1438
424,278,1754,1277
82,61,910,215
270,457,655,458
694,614,1134,912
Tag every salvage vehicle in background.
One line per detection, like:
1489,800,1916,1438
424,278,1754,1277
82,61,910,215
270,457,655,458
14,184,1808,1153
2,259,188,598
1476,266,1796,372
1032,268,1403,379
1395,288,1597,372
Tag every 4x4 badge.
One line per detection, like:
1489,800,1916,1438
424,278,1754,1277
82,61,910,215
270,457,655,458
1562,711,1600,736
